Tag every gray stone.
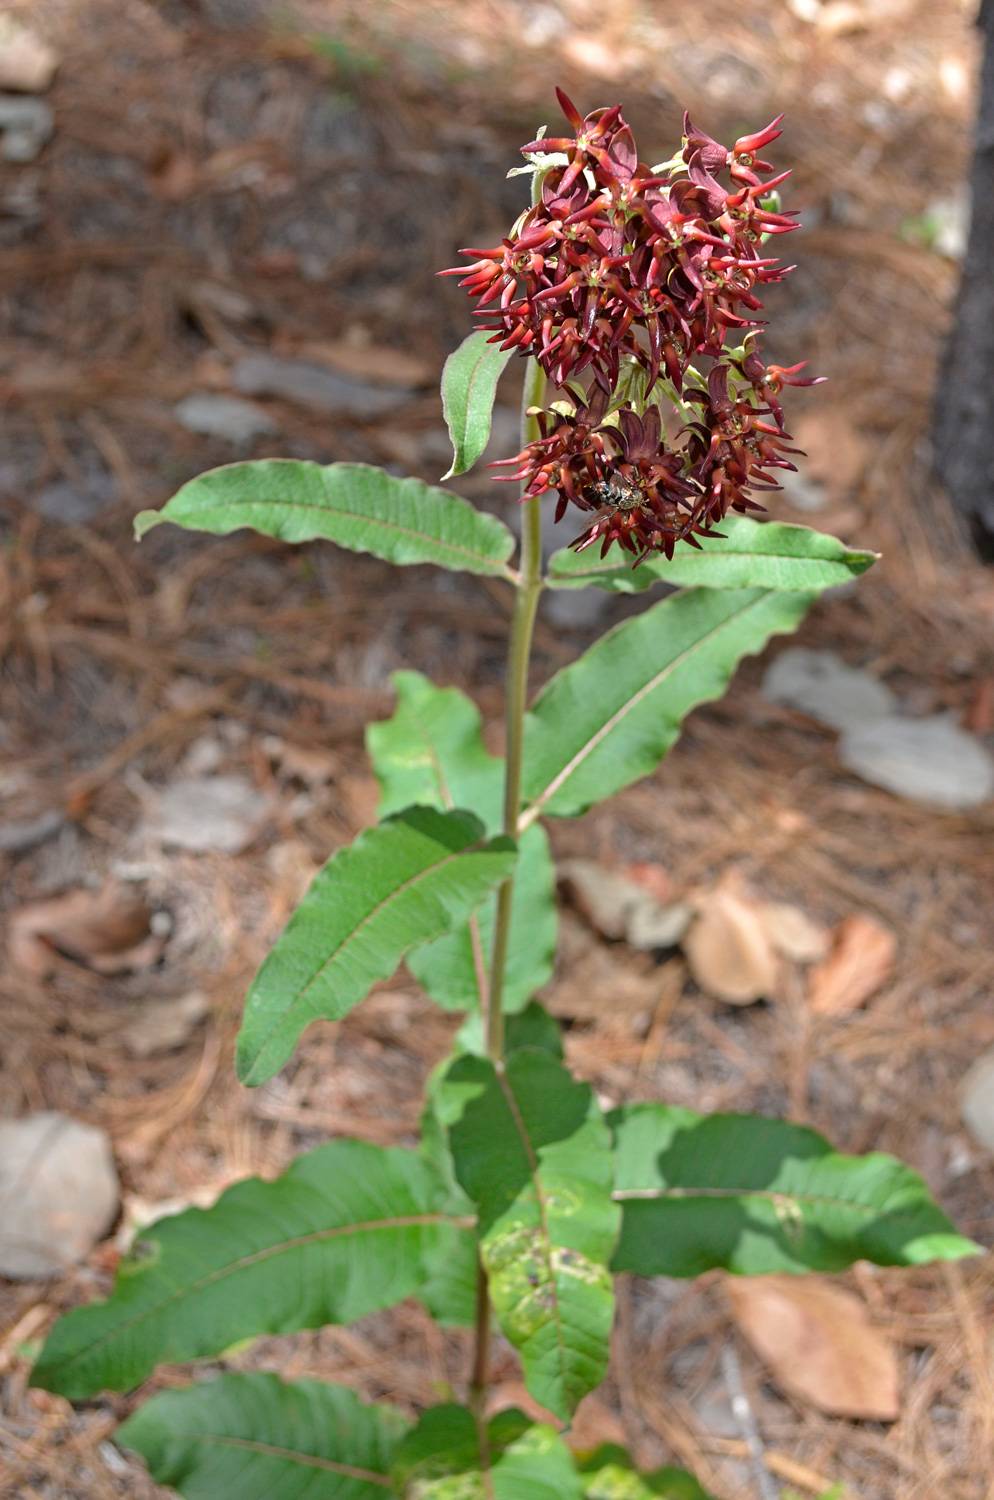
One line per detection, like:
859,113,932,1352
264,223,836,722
762,647,897,731
232,353,413,418
961,1047,994,1154
0,807,64,853
32,464,116,523
560,859,691,950
146,774,272,854
777,466,829,512
0,19,59,93
0,96,54,162
627,899,693,951
839,713,994,809
0,1113,118,1279
174,392,276,445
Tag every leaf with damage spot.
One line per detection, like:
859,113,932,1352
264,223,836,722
609,1104,980,1277
436,1047,621,1421
416,1005,567,1329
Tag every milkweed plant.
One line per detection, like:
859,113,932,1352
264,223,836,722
33,92,977,1498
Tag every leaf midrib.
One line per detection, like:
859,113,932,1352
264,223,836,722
405,697,492,1010
164,1431,393,1486
551,549,850,584
520,591,779,825
157,493,513,572
613,1185,899,1213
245,833,500,1079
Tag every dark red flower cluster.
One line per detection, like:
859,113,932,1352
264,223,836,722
492,368,802,560
442,88,797,394
442,90,821,563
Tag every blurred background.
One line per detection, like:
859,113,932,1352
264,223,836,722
1,1,992,1496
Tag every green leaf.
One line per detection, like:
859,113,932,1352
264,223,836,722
547,517,877,594
237,807,516,1085
577,1444,714,1499
437,1048,621,1421
367,673,556,1014
119,1373,407,1499
609,1104,981,1277
440,330,514,479
409,824,554,1014
393,1405,582,1498
416,1005,566,1329
134,460,516,578
32,1141,468,1399
520,587,817,823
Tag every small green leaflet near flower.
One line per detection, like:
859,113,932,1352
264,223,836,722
609,1104,980,1277
367,672,556,1014
392,1405,582,1499
135,459,517,578
118,1373,407,1500
237,806,516,1085
436,1046,620,1421
439,329,514,479
520,586,817,824
32,1141,469,1399
547,516,878,594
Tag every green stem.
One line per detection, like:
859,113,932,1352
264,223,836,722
468,352,546,1421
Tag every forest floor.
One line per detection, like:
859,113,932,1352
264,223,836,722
1,1,993,1497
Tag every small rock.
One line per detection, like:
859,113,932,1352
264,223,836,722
232,353,412,418
32,468,116,523
560,858,690,949
777,467,829,512
0,18,59,93
145,774,272,853
0,807,64,854
0,95,54,162
627,899,693,951
174,392,276,445
121,991,210,1058
961,1048,994,1154
762,647,897,731
839,713,994,809
0,1113,118,1278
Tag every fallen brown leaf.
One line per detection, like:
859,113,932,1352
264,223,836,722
807,913,896,1016
8,881,165,979
726,1274,900,1421
683,874,780,1005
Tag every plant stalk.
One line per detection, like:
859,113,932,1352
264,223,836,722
468,353,545,1420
